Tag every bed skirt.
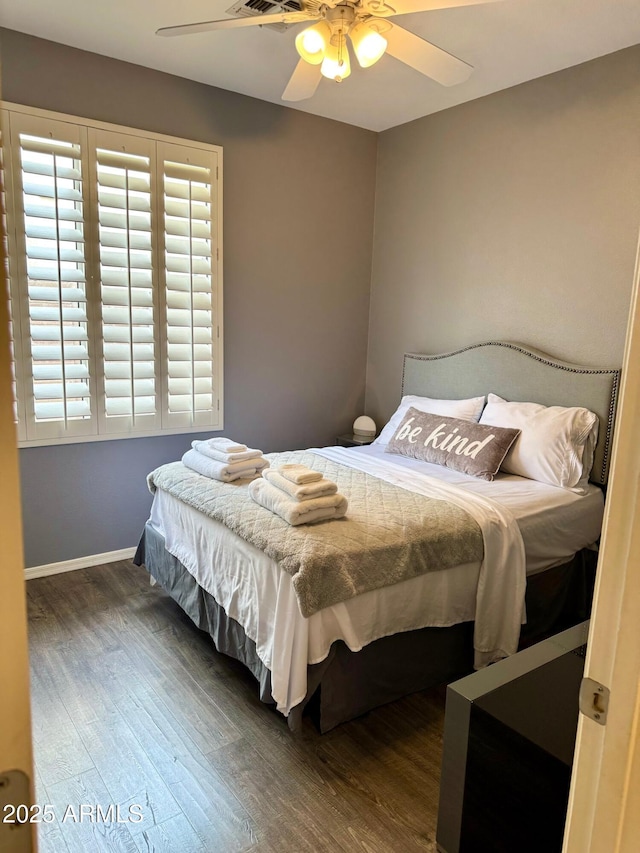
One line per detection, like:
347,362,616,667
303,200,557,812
133,522,596,732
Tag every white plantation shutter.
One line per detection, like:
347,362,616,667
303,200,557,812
4,104,223,446
89,130,161,433
6,113,96,441
159,143,221,429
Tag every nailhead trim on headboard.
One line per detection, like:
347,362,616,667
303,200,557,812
401,341,621,486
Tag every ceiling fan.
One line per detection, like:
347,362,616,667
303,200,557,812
157,0,501,102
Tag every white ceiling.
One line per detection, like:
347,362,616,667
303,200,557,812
2,0,640,131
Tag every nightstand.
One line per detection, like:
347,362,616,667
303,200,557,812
336,433,376,447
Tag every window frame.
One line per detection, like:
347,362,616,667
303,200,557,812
1,101,224,448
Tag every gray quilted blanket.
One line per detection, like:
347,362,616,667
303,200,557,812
147,450,483,618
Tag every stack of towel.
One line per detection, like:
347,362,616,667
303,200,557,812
182,437,269,482
248,463,347,526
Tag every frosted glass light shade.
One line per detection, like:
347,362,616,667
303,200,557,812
353,415,376,437
295,22,331,65
349,21,387,68
321,39,351,81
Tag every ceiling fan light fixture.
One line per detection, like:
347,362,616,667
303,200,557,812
295,21,331,65
158,0,483,104
320,36,351,82
349,20,388,68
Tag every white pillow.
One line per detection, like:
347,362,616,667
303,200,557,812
479,393,599,492
374,394,485,446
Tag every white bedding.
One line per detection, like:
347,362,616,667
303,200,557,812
349,444,605,574
147,445,604,716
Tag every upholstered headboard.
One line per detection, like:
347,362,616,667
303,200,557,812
402,342,620,487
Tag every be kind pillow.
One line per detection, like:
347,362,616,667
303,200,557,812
385,407,520,481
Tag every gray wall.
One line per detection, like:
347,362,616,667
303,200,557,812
5,32,639,568
0,30,377,566
366,46,640,428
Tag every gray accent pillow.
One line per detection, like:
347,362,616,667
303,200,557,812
385,407,521,481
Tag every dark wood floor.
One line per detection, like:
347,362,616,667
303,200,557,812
27,560,446,852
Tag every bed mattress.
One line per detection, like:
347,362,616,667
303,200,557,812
147,445,604,715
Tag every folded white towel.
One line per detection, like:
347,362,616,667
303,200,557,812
263,468,338,501
278,463,323,485
248,478,347,526
182,449,269,482
191,440,263,464
198,437,248,453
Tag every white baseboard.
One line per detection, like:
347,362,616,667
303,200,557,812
25,547,137,581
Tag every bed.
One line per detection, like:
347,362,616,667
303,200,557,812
134,342,620,732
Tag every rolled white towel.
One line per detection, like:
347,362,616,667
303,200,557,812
278,463,323,485
263,468,338,501
182,449,269,482
248,478,347,526
191,440,263,464
198,437,248,453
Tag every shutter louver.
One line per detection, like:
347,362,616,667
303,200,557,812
161,150,219,428
12,125,95,438
93,140,159,429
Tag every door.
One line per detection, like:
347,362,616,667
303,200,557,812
563,232,640,851
0,77,36,851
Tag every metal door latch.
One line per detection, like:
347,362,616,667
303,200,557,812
579,677,610,725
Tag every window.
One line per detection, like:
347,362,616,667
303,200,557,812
2,104,223,446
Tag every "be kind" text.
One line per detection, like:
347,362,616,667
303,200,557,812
395,418,496,459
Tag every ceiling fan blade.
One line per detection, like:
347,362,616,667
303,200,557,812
364,0,502,15
156,11,315,37
282,59,323,102
385,24,473,86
